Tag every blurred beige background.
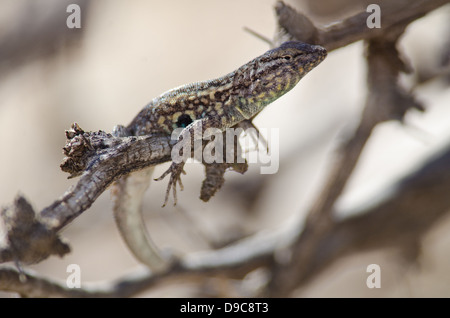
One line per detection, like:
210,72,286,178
0,0,449,297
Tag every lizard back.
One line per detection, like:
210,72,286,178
128,41,327,136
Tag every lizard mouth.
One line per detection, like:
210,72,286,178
313,45,328,64
313,45,327,60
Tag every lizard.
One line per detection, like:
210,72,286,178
126,41,327,206
110,41,327,271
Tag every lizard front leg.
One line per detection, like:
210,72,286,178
156,118,265,206
200,129,249,202
154,160,186,207
155,117,219,206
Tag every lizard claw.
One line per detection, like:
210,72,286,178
237,120,269,153
155,162,186,207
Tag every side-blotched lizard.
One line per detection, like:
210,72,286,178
126,41,327,206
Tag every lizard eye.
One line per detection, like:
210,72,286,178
176,114,193,128
282,55,292,61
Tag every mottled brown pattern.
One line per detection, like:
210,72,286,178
125,41,327,206
127,41,327,137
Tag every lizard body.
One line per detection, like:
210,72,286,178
126,41,327,205
128,41,326,136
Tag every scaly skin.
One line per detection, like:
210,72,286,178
127,41,327,205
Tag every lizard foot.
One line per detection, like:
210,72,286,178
155,162,186,207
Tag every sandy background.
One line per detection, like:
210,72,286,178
0,0,450,297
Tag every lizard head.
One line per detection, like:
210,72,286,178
235,41,327,118
255,41,327,94
272,41,327,76
266,41,327,72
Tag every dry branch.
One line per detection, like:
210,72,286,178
274,0,450,51
1,0,449,297
268,0,447,296
0,124,172,264
1,141,449,297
